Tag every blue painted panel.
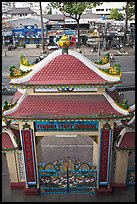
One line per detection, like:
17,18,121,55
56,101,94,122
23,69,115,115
35,120,99,132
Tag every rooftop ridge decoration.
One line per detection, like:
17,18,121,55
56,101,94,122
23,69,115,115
103,92,129,115
2,100,17,112
9,65,32,79
20,54,35,70
10,50,121,85
3,90,27,116
94,52,110,66
58,34,70,54
99,63,122,77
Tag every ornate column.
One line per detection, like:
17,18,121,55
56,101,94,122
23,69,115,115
19,121,39,195
97,122,113,195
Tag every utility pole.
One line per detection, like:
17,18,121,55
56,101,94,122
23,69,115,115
123,2,129,47
40,2,45,54
98,41,100,62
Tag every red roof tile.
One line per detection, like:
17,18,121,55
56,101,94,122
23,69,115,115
27,55,107,85
11,90,23,103
119,132,135,149
5,94,123,119
2,132,14,149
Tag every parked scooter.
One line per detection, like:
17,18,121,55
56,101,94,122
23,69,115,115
32,55,45,64
109,52,114,62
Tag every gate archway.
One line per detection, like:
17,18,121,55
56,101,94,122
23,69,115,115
38,156,97,194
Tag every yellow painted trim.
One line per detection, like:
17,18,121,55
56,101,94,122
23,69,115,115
20,63,35,68
99,69,122,77
94,62,110,66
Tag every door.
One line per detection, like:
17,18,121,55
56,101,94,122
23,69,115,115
38,157,97,194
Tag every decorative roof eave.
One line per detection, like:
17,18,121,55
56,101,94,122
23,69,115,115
9,81,122,89
20,63,35,71
2,128,18,149
2,114,132,123
103,92,130,115
115,127,135,151
3,90,27,116
9,49,121,85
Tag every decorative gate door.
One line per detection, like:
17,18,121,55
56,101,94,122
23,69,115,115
38,157,97,194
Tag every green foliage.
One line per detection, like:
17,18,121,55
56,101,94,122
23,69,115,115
3,101,17,111
99,63,121,76
116,99,129,110
123,2,135,20
9,65,16,77
110,8,123,20
47,7,52,14
9,62,32,78
48,2,102,48
48,2,102,18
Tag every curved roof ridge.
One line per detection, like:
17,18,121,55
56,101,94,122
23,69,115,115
3,90,28,116
10,49,120,84
103,92,129,115
68,50,120,81
2,128,18,148
115,127,135,148
10,49,62,84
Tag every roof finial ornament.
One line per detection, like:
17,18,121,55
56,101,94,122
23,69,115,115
58,34,70,54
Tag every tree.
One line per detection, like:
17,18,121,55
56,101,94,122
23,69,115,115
110,8,123,21
48,2,102,48
40,2,45,53
123,2,135,46
47,8,52,14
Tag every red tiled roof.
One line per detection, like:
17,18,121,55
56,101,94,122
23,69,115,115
2,132,14,149
119,132,135,149
26,55,107,85
11,90,23,103
5,94,123,119
10,128,20,140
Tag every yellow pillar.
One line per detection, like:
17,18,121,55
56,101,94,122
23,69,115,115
36,137,42,163
93,140,99,168
115,150,129,184
6,151,19,183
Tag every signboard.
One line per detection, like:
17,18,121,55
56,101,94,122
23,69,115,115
98,129,112,186
35,120,98,132
21,129,37,187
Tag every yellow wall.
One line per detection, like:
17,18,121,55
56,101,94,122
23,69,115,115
115,150,129,183
6,152,19,182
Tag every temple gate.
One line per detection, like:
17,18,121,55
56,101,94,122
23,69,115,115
2,35,135,195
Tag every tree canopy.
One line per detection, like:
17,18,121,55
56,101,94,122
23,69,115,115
123,2,135,20
48,2,102,48
110,8,123,21
48,2,102,20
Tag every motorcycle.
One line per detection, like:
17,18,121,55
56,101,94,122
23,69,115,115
109,52,114,62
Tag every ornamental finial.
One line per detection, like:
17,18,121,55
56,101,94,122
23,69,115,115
58,35,70,54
